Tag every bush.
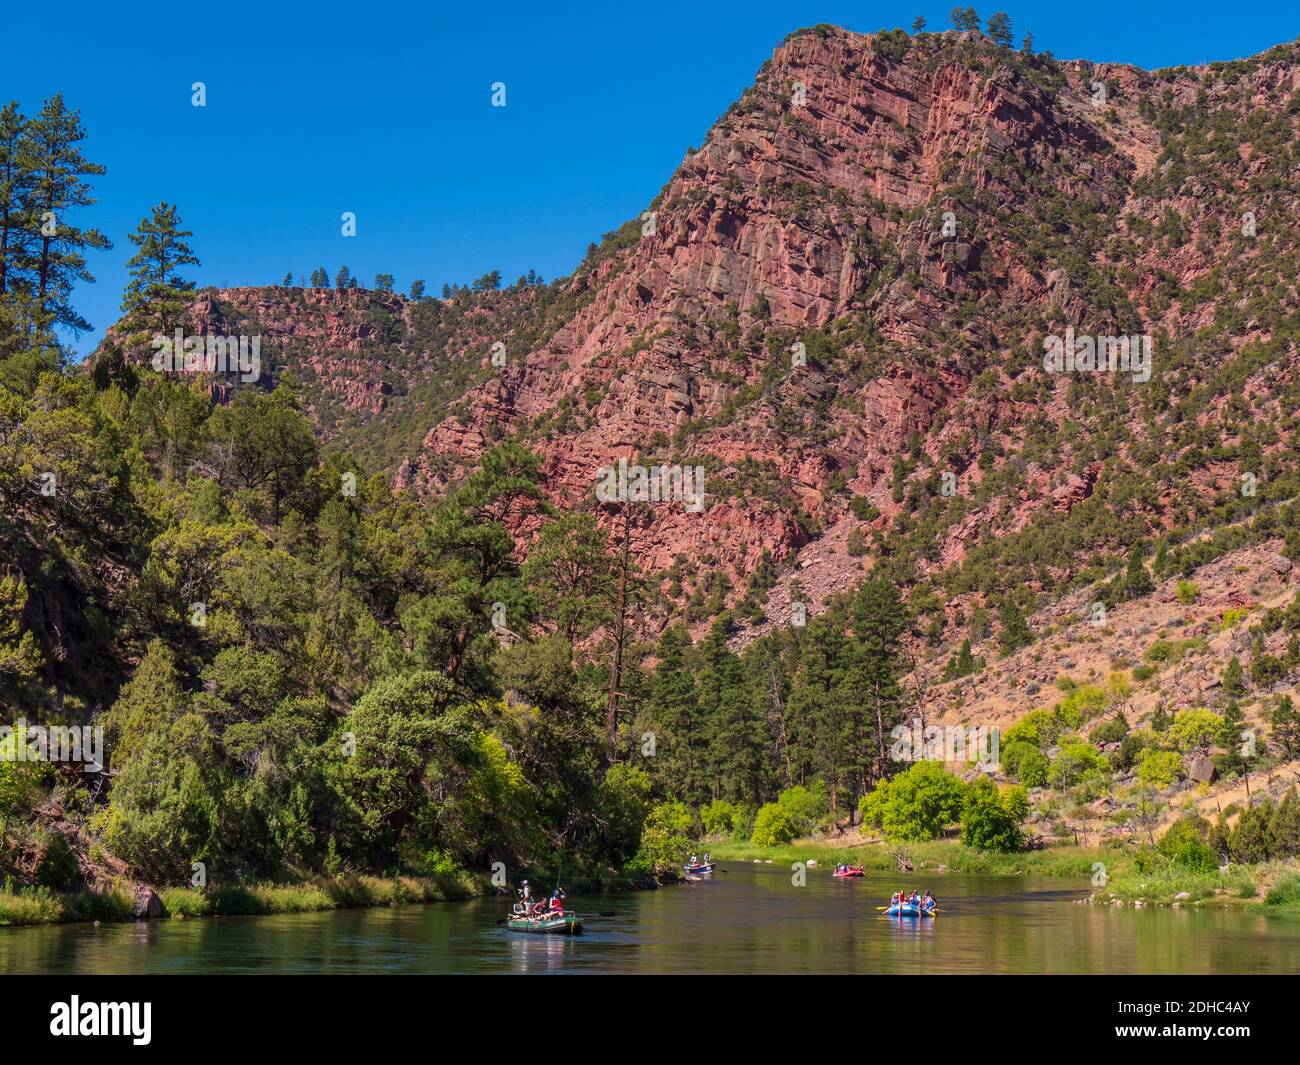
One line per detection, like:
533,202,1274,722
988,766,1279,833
1047,740,1108,788
858,761,967,841
775,782,829,835
1156,816,1217,871
36,832,80,891
1136,748,1183,789
701,799,739,837
960,779,1027,852
750,803,798,846
1176,581,1199,604
1016,749,1049,788
1167,708,1222,752
635,802,695,875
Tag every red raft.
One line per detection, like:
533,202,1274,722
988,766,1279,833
832,867,865,878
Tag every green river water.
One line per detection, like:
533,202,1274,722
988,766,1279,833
3,864,1299,974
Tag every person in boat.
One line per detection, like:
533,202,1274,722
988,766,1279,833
922,890,935,911
689,854,698,866
910,890,921,907
549,888,565,915
517,879,532,911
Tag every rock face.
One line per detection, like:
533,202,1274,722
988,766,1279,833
108,28,1300,642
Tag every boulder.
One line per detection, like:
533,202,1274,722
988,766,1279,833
131,886,166,920
1186,754,1216,784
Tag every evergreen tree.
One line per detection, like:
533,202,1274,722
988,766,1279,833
911,16,926,32
1269,789,1300,858
998,598,1033,655
1222,656,1246,697
310,266,328,287
1216,699,1248,775
1021,31,1035,53
335,265,351,290
281,271,293,286
374,273,394,292
121,202,199,336
21,94,111,338
695,617,767,806
1230,800,1273,863
0,101,30,297
409,278,426,300
950,6,980,31
853,580,909,785
646,625,704,805
986,11,1013,46
1271,694,1300,759
1124,543,1153,599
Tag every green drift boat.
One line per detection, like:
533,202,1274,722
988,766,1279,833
505,912,584,935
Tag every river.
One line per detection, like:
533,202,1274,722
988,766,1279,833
4,864,1299,974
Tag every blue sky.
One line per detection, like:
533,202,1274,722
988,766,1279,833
6,1,1298,357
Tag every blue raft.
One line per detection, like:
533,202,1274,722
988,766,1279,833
884,902,936,918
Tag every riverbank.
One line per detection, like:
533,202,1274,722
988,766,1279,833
705,838,1300,910
0,870,484,928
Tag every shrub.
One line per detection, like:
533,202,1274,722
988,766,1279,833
960,779,1028,852
1175,581,1199,604
635,802,695,874
701,799,739,837
1136,748,1183,789
1047,740,1108,788
858,761,967,841
750,803,798,846
1167,708,1222,752
775,782,830,836
1017,749,1049,788
1156,815,1217,871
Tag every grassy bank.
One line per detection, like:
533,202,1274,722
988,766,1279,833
705,837,1101,878
0,870,483,928
705,838,1300,910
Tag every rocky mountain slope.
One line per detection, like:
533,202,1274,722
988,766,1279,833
117,26,1300,654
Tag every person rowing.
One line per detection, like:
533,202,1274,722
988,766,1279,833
922,889,936,911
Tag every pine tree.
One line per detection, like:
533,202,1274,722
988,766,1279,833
853,580,909,785
310,267,328,287
0,101,31,297
374,273,394,292
1216,699,1248,775
1222,656,1246,697
409,279,425,300
1124,543,1154,600
1230,800,1273,863
950,6,980,31
281,271,293,287
986,11,1013,46
20,94,111,338
1021,31,1035,53
646,625,705,805
1269,789,1300,858
1271,694,1300,759
121,202,199,336
335,265,351,290
911,16,926,32
998,598,1033,655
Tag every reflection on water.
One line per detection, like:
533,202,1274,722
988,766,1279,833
3,865,1299,974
